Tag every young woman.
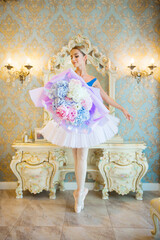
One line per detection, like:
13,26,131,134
70,46,133,213
30,45,133,214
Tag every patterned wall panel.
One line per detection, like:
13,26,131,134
0,0,159,182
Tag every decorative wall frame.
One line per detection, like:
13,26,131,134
34,128,46,142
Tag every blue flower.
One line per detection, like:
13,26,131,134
57,80,68,88
57,86,67,98
78,107,90,121
73,107,90,126
46,81,69,99
56,81,69,98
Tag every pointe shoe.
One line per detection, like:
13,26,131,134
73,190,83,213
73,188,88,213
81,188,88,210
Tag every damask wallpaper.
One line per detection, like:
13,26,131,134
0,0,159,183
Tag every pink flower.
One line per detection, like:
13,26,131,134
67,108,77,122
56,105,68,120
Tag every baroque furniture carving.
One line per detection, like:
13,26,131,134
150,198,160,238
10,142,60,199
11,34,148,200
11,141,148,200
98,142,148,200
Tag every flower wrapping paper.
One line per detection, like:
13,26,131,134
29,68,110,133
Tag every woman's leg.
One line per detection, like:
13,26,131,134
76,148,88,192
72,148,77,174
72,148,88,213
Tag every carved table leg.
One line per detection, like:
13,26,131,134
49,158,59,199
10,151,23,198
136,151,148,200
59,181,65,191
49,186,57,199
102,185,109,199
59,172,66,191
98,149,110,199
136,189,143,200
93,181,100,191
136,183,143,200
16,183,23,199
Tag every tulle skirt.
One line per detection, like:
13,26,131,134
39,114,119,148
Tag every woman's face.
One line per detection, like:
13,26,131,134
70,49,86,68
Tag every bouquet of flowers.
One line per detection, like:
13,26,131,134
44,78,93,131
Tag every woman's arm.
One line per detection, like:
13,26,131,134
93,80,133,120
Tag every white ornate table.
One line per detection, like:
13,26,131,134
11,140,148,200
98,142,148,200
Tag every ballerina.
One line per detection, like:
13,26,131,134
29,45,133,213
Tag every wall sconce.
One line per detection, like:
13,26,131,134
128,58,157,84
5,58,33,85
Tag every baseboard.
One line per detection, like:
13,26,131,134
142,183,160,191
0,182,17,189
64,182,97,190
0,182,159,191
64,183,160,191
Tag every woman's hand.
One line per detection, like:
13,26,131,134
121,108,133,121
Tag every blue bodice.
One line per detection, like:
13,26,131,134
86,78,97,86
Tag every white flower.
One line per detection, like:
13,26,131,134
68,88,83,102
67,78,92,105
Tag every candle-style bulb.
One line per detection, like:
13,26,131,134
131,58,134,65
7,58,11,65
151,58,154,65
26,58,31,65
